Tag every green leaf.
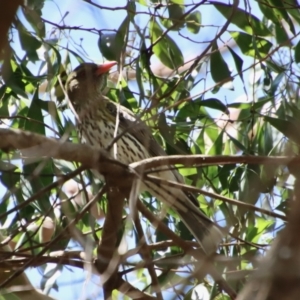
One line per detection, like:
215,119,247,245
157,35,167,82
247,218,274,243
208,128,224,156
161,2,185,30
1,59,27,98
22,6,45,37
257,121,273,155
258,0,281,24
265,60,286,73
156,218,170,242
18,25,41,61
227,102,251,109
137,0,147,5
171,0,184,4
127,0,136,21
176,98,202,121
25,0,45,10
211,1,271,36
136,51,146,101
64,47,84,64
24,89,45,135
228,97,272,111
46,43,62,79
0,168,20,190
0,90,9,116
158,113,176,151
295,40,300,63
228,134,249,153
186,11,201,34
33,99,63,133
228,46,244,82
210,41,231,83
200,98,229,114
213,1,271,36
23,158,54,213
275,24,289,44
178,220,194,241
268,72,285,95
282,0,300,25
259,0,295,34
150,19,184,69
98,16,129,62
115,78,138,110
230,31,272,58
263,0,296,35
264,116,300,145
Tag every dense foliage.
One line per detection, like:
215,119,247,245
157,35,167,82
1,0,300,299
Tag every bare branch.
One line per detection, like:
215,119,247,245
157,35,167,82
132,154,297,171
0,128,132,184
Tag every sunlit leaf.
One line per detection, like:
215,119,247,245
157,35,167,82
171,0,184,4
150,19,184,69
161,2,185,30
213,1,271,36
230,31,272,58
258,0,295,34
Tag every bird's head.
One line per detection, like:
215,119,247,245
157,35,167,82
66,61,117,108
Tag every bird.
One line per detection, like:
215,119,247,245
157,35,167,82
65,61,223,254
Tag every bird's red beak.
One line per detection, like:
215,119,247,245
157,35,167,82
95,61,117,75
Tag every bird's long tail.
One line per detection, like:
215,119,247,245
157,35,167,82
177,209,224,254
142,177,224,254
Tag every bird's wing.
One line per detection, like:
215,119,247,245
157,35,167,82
105,99,168,157
104,99,199,201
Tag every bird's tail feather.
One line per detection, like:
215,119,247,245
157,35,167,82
143,180,224,254
177,209,224,254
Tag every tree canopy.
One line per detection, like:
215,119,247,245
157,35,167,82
1,0,300,299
